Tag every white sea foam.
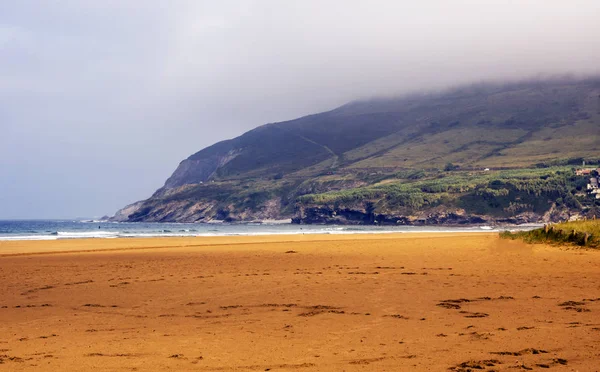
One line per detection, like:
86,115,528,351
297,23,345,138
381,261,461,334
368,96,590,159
0,224,533,241
0,235,59,241
118,232,203,238
56,231,119,239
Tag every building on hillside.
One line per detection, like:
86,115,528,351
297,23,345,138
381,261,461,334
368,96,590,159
589,177,599,190
576,168,595,176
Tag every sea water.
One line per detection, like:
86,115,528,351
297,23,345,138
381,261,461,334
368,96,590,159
0,220,539,241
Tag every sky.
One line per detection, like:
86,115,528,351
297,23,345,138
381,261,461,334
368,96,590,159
1,0,599,219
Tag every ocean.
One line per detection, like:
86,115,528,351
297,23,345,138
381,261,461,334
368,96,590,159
0,220,539,241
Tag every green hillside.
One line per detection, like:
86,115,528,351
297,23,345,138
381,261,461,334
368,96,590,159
114,78,600,224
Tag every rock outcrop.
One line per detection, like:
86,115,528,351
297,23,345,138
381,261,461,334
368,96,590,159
163,150,241,189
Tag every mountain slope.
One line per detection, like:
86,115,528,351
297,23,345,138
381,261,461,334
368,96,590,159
114,78,600,224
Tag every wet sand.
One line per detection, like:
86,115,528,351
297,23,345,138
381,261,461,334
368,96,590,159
1,233,599,371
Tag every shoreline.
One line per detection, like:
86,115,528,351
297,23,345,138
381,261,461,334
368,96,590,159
0,231,497,256
0,222,539,242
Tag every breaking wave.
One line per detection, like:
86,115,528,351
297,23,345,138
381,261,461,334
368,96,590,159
0,220,538,241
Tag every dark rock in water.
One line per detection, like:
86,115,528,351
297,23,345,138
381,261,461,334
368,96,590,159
293,207,495,226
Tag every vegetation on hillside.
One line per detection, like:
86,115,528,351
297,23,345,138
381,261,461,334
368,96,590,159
125,163,600,223
167,78,600,187
297,166,599,218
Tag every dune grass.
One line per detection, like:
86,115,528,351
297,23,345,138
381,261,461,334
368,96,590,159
501,219,600,248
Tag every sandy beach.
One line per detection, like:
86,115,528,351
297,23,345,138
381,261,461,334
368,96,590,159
1,233,599,371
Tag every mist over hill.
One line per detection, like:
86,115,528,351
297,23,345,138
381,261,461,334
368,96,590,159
113,77,600,224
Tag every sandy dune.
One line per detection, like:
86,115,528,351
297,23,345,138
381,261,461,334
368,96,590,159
1,233,599,371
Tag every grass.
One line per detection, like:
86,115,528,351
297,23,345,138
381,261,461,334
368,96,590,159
131,160,598,223
200,79,600,182
500,219,600,248
297,166,596,217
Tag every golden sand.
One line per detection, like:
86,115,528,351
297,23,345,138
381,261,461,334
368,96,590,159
0,233,599,371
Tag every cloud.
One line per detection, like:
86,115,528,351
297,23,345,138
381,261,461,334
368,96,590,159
1,0,599,218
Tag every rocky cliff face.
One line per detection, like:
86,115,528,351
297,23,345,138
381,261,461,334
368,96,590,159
163,150,241,189
112,194,583,225
121,196,285,223
111,200,146,222
293,205,578,226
